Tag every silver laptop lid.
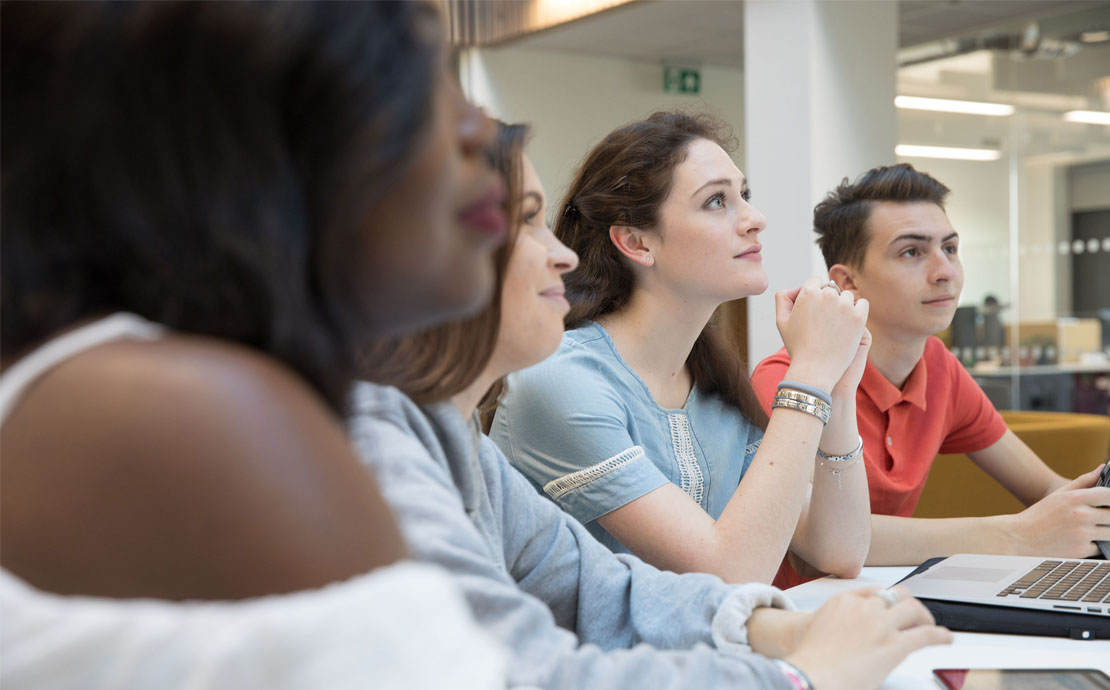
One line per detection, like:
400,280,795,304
901,554,1110,618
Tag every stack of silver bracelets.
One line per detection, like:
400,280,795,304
771,379,832,424
772,380,864,488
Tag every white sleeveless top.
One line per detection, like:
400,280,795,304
0,314,508,690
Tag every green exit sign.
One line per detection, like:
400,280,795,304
663,66,700,95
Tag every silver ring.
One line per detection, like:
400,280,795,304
876,588,898,608
820,280,841,295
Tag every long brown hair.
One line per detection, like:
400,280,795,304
360,121,530,409
555,111,768,428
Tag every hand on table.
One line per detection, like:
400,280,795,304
784,586,952,690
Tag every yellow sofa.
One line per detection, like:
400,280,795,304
912,411,1110,519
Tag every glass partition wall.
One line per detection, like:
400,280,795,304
896,6,1110,415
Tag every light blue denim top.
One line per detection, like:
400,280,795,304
491,321,763,554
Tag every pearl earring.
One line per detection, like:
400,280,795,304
645,256,654,265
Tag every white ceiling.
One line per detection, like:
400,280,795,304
504,0,1109,68
900,0,1105,46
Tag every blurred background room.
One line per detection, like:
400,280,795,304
445,0,1110,417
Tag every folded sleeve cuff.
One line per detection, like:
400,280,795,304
711,583,796,655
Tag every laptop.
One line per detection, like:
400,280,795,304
897,553,1110,639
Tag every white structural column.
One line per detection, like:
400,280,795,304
743,0,898,366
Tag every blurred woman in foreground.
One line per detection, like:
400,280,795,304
1,2,507,687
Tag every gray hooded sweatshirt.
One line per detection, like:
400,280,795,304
348,382,795,690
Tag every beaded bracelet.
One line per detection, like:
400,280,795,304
777,379,832,406
773,659,814,690
816,434,863,462
771,389,831,425
816,435,863,488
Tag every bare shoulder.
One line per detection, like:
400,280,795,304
0,335,405,600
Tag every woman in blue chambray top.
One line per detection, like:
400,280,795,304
491,111,874,586
491,321,763,556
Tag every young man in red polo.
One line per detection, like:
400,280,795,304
752,163,1110,587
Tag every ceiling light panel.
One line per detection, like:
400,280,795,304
895,96,1016,116
896,144,1003,160
1063,110,1110,125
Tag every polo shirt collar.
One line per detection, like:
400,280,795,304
860,355,928,412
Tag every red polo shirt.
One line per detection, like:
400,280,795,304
751,336,1008,588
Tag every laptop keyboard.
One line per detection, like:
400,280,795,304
996,560,1110,603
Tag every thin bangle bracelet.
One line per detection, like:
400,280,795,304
777,379,832,406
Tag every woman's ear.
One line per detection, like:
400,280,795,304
828,264,858,291
609,225,655,267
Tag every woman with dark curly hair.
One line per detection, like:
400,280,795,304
1,2,507,686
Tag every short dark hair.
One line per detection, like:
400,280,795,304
813,163,951,269
1,1,441,413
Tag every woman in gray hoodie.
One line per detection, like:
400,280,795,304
353,121,950,690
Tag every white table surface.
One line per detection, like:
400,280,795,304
785,567,1110,689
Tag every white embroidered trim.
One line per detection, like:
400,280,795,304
744,439,761,458
669,413,704,505
543,446,645,500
